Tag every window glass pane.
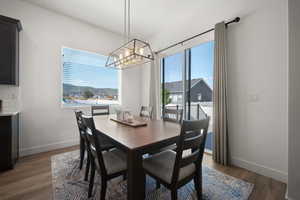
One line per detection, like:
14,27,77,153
163,52,184,110
190,41,214,151
62,47,119,107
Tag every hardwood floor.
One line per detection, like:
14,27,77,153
0,146,286,200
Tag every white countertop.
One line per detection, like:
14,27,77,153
0,111,19,116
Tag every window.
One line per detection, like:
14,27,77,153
191,41,214,153
197,93,202,101
62,47,120,107
162,52,184,110
161,41,214,152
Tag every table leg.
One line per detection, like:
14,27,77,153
127,150,145,200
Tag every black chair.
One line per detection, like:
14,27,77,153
82,115,127,200
143,118,210,200
140,106,153,119
163,108,183,123
91,105,110,116
74,110,91,181
151,108,184,154
91,105,115,152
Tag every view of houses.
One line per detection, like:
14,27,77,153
62,83,119,106
164,78,214,151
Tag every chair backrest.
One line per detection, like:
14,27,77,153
140,106,153,119
91,105,110,116
163,108,183,123
81,115,108,175
171,117,210,185
75,110,85,137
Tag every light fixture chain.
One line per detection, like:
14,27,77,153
124,0,127,43
128,0,130,41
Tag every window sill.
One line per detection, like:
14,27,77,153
61,102,121,110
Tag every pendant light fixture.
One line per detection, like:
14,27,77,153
106,0,154,69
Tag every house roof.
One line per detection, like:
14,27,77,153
165,78,208,93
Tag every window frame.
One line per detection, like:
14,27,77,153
160,40,214,153
60,46,122,109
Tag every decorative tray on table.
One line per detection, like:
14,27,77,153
110,115,147,127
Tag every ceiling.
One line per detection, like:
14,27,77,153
23,0,272,40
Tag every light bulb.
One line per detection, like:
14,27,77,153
119,54,123,64
139,48,144,55
125,49,130,57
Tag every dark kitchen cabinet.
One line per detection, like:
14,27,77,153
0,113,20,171
0,15,22,85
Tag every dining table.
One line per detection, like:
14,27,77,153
93,114,181,200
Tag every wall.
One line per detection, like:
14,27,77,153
121,67,142,114
227,1,288,183
0,85,19,112
143,0,288,182
0,0,141,156
288,0,300,199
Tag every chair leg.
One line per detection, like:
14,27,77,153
194,170,203,200
100,177,107,200
84,153,90,181
171,190,177,200
79,138,85,169
88,161,95,198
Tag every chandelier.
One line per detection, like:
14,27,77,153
106,0,154,69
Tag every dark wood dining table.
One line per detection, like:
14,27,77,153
93,115,181,200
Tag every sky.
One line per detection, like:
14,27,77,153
164,41,214,88
62,47,118,89
63,41,213,90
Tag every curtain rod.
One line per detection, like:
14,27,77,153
155,17,240,54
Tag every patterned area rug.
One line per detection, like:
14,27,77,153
51,151,253,200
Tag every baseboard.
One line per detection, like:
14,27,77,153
20,139,79,157
231,157,288,183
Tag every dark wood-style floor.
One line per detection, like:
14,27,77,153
0,146,286,200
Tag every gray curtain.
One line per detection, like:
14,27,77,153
213,21,229,165
149,54,161,119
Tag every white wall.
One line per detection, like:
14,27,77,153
0,0,142,156
121,67,142,114
288,0,300,199
143,0,288,182
227,1,288,183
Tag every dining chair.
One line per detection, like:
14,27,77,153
81,115,127,199
140,106,153,119
91,105,115,152
163,108,183,123
151,108,184,154
143,118,210,200
91,105,110,116
74,110,91,181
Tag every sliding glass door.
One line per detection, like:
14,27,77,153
189,41,214,152
161,41,214,152
162,52,185,114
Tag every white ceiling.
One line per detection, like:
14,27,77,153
23,0,271,40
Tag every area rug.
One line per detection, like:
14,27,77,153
51,151,253,200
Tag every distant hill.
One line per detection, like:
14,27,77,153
63,83,118,97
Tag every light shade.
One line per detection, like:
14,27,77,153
106,39,154,69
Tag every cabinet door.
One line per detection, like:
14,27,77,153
11,113,19,164
0,21,16,85
0,116,12,171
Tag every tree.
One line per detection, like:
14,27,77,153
83,90,94,99
161,89,172,105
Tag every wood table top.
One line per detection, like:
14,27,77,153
93,115,181,150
